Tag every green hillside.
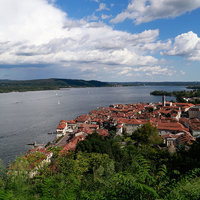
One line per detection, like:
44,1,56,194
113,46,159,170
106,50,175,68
0,78,111,93
1,124,200,199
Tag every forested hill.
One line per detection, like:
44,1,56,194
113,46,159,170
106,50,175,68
0,78,112,93
1,79,200,93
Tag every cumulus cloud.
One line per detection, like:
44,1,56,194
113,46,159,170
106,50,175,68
96,3,110,12
133,66,175,76
87,13,99,21
0,0,176,80
111,0,200,24
101,14,112,20
164,31,200,61
0,0,67,45
117,65,175,78
0,29,160,66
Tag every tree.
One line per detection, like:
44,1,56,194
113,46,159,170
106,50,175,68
131,123,162,146
76,132,122,161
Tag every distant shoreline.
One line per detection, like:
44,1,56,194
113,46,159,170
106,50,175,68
0,78,199,94
0,85,187,94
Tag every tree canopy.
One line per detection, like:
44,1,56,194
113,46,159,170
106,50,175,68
131,123,162,145
1,125,200,199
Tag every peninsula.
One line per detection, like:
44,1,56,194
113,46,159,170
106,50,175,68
3,98,200,199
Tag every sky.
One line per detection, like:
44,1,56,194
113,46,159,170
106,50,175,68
0,0,200,82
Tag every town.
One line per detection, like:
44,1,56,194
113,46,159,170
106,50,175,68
24,96,200,173
56,96,200,151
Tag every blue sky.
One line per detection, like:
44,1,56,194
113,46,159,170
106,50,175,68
0,0,200,81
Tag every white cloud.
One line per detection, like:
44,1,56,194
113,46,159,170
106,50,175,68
117,65,175,78
118,68,132,75
48,0,56,4
133,66,175,76
180,70,186,75
165,31,200,61
0,0,175,80
96,3,110,12
101,14,112,20
0,28,163,67
0,0,67,45
111,0,200,24
87,13,99,21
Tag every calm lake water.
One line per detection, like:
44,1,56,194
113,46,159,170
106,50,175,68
0,86,187,165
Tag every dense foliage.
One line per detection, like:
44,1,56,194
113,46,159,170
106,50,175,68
151,89,200,103
1,124,200,199
131,123,162,145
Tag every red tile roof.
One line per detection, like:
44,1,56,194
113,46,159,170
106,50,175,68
157,122,188,132
96,129,109,137
56,123,66,130
60,120,67,124
79,124,99,129
61,135,86,153
68,120,76,124
116,124,123,129
162,131,195,146
75,115,90,122
180,118,200,131
177,132,195,145
174,103,194,107
77,128,93,135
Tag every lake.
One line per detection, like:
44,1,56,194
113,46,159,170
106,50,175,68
0,86,186,165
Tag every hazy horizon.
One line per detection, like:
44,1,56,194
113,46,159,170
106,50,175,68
1,78,200,83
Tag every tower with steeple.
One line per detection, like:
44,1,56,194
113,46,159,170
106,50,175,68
162,95,166,107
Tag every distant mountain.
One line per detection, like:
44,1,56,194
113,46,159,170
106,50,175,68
0,78,112,93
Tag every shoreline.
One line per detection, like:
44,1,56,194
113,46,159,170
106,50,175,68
0,86,194,165
0,84,190,94
29,100,197,157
